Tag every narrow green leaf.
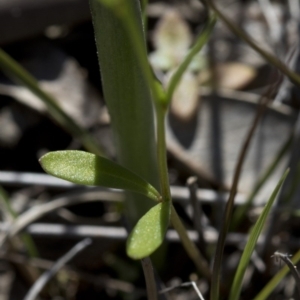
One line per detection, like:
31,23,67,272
0,49,102,156
229,169,289,300
90,0,160,225
165,14,216,105
232,135,292,229
127,201,171,259
40,150,161,202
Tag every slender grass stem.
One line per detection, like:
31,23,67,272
156,99,210,277
0,186,39,258
206,0,300,86
155,104,171,201
171,205,211,279
141,258,158,300
24,238,91,300
0,49,102,156
166,14,216,104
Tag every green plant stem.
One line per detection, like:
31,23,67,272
152,11,214,276
254,249,300,300
0,49,102,156
232,134,292,229
206,0,300,86
166,14,216,104
156,101,210,278
141,257,158,300
171,205,211,279
0,186,39,257
155,104,171,201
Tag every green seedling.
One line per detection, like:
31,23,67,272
1,0,298,298
37,0,216,271
40,150,170,259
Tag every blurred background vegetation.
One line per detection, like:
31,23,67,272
0,0,300,299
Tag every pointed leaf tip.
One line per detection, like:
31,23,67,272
39,150,161,201
126,201,170,259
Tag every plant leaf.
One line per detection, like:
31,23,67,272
165,14,216,105
90,0,160,225
127,201,171,259
40,150,161,202
229,169,289,300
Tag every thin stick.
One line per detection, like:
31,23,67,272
187,177,207,256
141,257,158,300
160,281,206,300
272,252,300,299
23,238,92,300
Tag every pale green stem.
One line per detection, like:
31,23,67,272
156,102,210,278
171,205,211,279
0,186,39,257
155,103,171,201
166,14,217,104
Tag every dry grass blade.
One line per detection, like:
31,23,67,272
0,189,124,249
187,177,207,257
160,281,205,300
141,258,158,300
23,238,92,300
